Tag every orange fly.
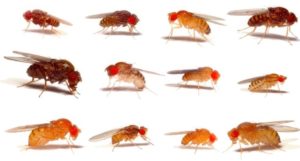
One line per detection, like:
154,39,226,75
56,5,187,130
165,128,217,153
6,118,80,147
89,125,152,150
168,66,220,92
168,10,224,41
227,120,299,154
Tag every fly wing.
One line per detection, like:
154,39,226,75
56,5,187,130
193,13,224,21
271,125,300,132
12,51,52,62
89,128,121,142
228,8,268,16
193,13,225,26
168,67,203,74
48,14,73,26
134,68,165,76
86,12,113,19
4,56,38,64
165,130,193,135
6,123,49,133
257,120,294,126
238,75,265,84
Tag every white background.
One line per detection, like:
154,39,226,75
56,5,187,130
0,0,300,161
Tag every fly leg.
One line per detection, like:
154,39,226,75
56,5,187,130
39,80,48,97
167,23,182,41
25,22,31,30
18,78,40,88
112,142,120,151
194,144,200,154
130,140,142,150
197,82,200,96
285,26,296,45
258,25,269,44
240,27,257,39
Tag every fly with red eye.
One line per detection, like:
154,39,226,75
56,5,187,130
22,9,72,32
89,125,152,150
167,66,220,94
86,10,140,34
6,118,81,148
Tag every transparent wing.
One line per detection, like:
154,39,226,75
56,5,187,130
12,51,52,62
4,56,37,64
228,8,268,16
86,12,113,19
6,123,49,133
165,130,193,135
257,120,294,126
134,68,165,76
168,67,203,74
238,75,265,84
194,13,224,21
48,14,73,26
271,125,300,132
89,128,121,142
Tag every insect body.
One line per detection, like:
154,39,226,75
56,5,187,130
166,128,217,148
168,67,220,89
227,121,299,152
86,10,139,33
4,51,82,97
6,118,80,147
23,9,72,30
168,10,224,41
89,125,151,148
105,62,162,90
228,7,297,43
238,73,286,92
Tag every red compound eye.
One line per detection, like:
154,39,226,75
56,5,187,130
278,76,286,82
211,70,220,82
230,129,239,138
139,127,147,135
23,10,32,21
69,125,80,140
209,133,217,143
128,15,138,25
168,12,177,22
106,65,119,76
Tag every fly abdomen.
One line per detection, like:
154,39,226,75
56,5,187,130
257,126,281,146
248,14,268,26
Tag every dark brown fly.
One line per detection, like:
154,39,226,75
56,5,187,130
4,51,81,97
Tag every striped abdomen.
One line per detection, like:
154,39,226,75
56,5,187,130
179,12,210,35
248,13,269,26
248,74,279,91
111,125,139,144
181,129,211,145
182,67,213,82
46,17,60,27
118,69,145,89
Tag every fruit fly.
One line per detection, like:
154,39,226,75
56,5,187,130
6,118,80,147
238,73,287,92
165,128,217,153
86,10,139,33
23,9,72,31
89,125,152,150
227,120,299,154
168,10,224,41
168,66,220,91
105,62,162,91
228,7,298,44
4,51,82,97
